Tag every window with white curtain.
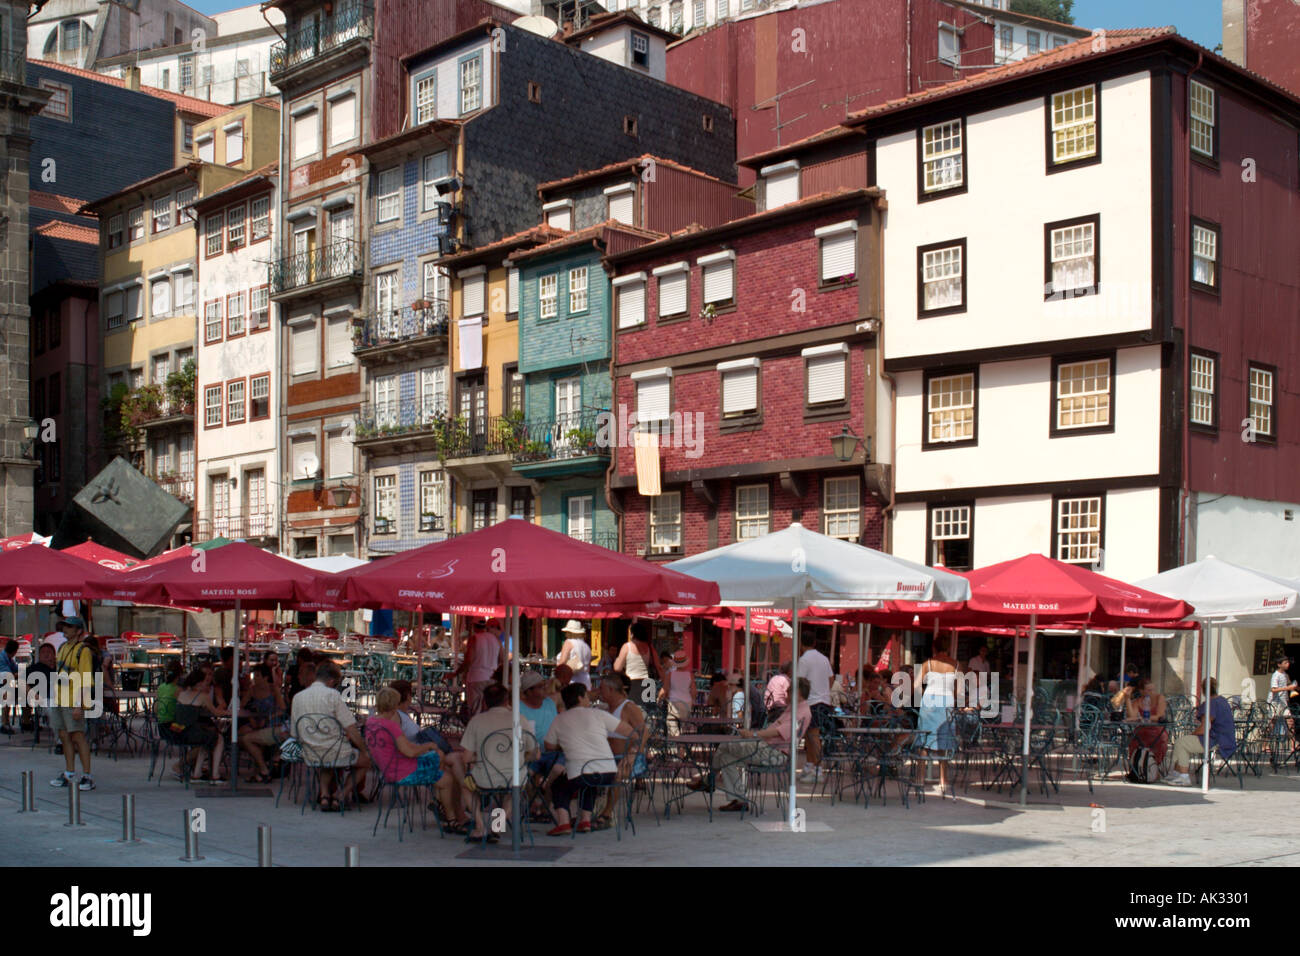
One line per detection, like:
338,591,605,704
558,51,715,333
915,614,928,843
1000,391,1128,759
921,243,963,311
375,375,398,427
921,120,963,193
1049,220,1096,294
1192,223,1218,289
376,168,401,223
734,484,769,541
420,366,448,421
374,474,397,528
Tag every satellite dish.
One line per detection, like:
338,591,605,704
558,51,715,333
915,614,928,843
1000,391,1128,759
298,452,320,479
515,14,559,38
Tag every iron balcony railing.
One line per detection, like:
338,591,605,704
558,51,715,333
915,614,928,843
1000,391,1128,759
157,474,195,504
355,301,449,351
269,1,373,77
355,401,453,442
513,410,609,464
270,239,362,295
355,408,524,461
197,511,277,540
569,530,619,551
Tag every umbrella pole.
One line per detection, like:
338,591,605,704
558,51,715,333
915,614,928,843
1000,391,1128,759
1119,634,1126,692
1020,613,1036,806
416,606,424,700
1201,620,1211,793
788,597,800,829
509,605,521,856
230,598,241,793
744,608,752,730
857,624,866,712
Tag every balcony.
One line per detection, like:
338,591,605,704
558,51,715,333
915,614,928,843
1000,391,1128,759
568,530,620,551
512,411,609,478
269,1,373,84
353,301,449,363
354,401,455,455
157,473,195,504
124,386,195,433
441,415,526,482
270,239,363,300
196,511,277,541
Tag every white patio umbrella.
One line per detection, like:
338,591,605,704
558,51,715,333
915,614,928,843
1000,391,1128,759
1138,556,1300,792
667,522,971,827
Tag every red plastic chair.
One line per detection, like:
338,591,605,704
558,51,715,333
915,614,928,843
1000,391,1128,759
120,631,144,643
156,633,177,644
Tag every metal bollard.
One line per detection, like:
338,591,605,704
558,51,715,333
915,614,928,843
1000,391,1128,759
257,824,272,867
179,808,204,862
64,779,83,827
18,772,29,812
118,794,140,843
344,845,359,867
25,771,35,813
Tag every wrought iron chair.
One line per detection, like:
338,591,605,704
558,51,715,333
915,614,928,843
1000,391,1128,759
293,713,360,815
363,718,443,841
465,728,538,847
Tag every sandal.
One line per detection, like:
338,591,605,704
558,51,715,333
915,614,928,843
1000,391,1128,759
591,817,613,831
250,772,272,784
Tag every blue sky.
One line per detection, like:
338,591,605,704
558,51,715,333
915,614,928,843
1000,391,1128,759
183,0,1224,52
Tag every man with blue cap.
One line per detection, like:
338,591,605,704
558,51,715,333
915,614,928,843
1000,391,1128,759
49,616,97,792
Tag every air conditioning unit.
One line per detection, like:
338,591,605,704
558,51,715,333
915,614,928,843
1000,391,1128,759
433,201,454,224
437,235,460,255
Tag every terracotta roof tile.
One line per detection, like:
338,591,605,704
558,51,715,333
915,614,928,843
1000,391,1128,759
508,219,664,261
34,219,99,244
31,59,231,117
537,154,738,195
439,224,570,265
30,191,91,216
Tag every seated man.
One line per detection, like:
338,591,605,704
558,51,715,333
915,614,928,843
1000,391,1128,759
459,683,536,843
519,671,565,808
289,660,371,810
710,678,812,813
1165,678,1236,786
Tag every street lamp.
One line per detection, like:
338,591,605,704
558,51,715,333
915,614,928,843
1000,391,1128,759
830,425,869,463
21,419,38,458
330,483,353,507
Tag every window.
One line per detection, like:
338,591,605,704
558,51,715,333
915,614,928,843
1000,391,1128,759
150,277,171,317
196,131,215,163
998,25,1013,57
929,505,973,571
656,264,688,317
376,168,401,224
250,197,270,241
1248,364,1275,440
920,119,964,195
544,201,573,230
124,285,142,323
650,491,682,554
823,476,860,541
938,24,959,65
128,206,145,242
161,69,171,90
205,213,223,257
615,275,646,329
816,222,856,283
249,287,269,330
180,53,194,90
1049,85,1098,167
327,430,352,478
419,471,445,529
717,0,729,16
1046,216,1098,297
1192,221,1219,291
925,370,976,446
631,31,650,68
291,105,319,163
625,116,639,138
1053,356,1112,433
1027,30,1040,54
227,380,246,423
919,239,965,315
250,374,270,419
634,369,671,423
1190,80,1216,159
605,184,635,224
1055,496,1102,564
374,375,397,428
130,368,144,390
326,314,352,368
108,215,123,249
421,366,448,420
173,271,194,311
504,366,522,415
225,204,246,249
40,80,71,120
699,252,735,307
33,314,45,354
461,270,486,317
227,292,245,337
735,484,769,541
647,6,660,26
424,262,450,306
152,355,170,386
327,92,356,148
225,122,244,164
693,0,705,25
374,475,397,531
421,151,450,211
803,343,847,408
671,0,683,31
539,273,558,319
205,385,222,427
176,188,197,223
415,72,437,124
568,266,588,313
510,488,534,521
204,300,223,343
472,488,498,530
506,267,519,316
460,54,482,114
718,358,759,419
1052,36,1067,48
290,321,319,375
328,207,354,244
761,161,800,208
1190,351,1216,428
568,495,594,543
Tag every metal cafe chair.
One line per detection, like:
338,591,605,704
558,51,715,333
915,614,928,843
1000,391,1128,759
363,719,444,841
293,713,361,815
465,728,538,847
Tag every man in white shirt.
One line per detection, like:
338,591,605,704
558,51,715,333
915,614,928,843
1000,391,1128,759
543,683,634,835
797,643,834,782
459,683,536,843
455,622,506,717
289,661,371,809
1270,656,1296,734
967,644,990,675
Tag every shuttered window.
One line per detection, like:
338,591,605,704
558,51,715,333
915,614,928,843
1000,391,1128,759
291,321,318,375
635,372,671,422
719,359,758,417
656,266,687,317
616,277,645,328
507,267,519,314
764,167,799,208
326,314,351,367
699,252,734,306
327,430,352,479
818,224,857,282
606,186,635,225
461,271,485,317
804,344,847,405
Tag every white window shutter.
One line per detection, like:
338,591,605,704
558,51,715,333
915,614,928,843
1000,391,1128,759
327,432,351,478
807,354,845,404
507,267,519,313
637,377,670,421
463,274,485,316
722,367,757,414
658,272,687,316
547,207,572,230
702,262,733,304
291,322,318,374
821,232,856,281
765,169,799,208
326,314,351,367
608,190,635,225
617,281,645,328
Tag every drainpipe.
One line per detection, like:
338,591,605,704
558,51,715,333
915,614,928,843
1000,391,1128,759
1178,53,1203,567
603,262,623,551
905,0,912,96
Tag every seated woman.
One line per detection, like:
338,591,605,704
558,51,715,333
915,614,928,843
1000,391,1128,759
1119,677,1168,722
238,665,285,783
542,683,635,836
388,679,471,831
172,667,229,780
367,687,452,809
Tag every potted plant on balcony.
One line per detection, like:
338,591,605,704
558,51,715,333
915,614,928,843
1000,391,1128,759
565,425,599,455
495,409,527,454
164,359,196,416
120,385,164,440
699,302,718,321
419,512,441,532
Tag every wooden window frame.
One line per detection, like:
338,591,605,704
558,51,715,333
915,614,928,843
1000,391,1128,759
1049,351,1117,438
922,366,979,450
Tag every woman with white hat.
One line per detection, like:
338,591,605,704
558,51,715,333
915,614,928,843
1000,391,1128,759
557,620,592,689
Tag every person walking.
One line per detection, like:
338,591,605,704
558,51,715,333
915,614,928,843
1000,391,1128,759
49,617,97,792
556,620,593,690
613,620,663,705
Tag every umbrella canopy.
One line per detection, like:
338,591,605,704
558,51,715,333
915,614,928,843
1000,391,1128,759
288,554,368,574
1136,555,1299,624
0,532,50,551
963,553,1193,626
665,522,971,606
191,536,235,550
61,541,141,571
0,545,101,602
341,520,719,611
85,541,325,610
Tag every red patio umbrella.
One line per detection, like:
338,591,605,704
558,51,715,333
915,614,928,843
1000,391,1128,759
0,531,49,551
0,545,100,602
61,541,141,571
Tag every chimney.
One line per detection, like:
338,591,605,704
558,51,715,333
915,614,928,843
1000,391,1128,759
124,65,141,91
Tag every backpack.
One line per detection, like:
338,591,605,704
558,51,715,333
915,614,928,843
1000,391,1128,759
1127,746,1160,784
